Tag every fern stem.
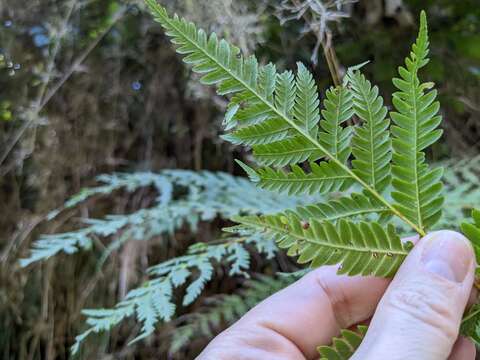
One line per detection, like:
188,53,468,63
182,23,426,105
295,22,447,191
154,3,426,237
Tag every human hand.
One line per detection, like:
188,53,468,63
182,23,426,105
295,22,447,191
198,230,477,360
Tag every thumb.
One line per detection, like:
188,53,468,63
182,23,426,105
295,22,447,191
353,230,476,360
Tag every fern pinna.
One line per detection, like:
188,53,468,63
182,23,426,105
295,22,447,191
146,1,480,357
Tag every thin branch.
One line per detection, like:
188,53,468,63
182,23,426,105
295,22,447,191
0,5,129,169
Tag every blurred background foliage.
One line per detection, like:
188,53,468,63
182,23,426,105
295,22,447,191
0,0,479,358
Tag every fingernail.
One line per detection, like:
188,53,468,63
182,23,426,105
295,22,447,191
421,231,473,283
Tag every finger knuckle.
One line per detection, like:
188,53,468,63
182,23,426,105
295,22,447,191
387,280,458,339
316,274,354,328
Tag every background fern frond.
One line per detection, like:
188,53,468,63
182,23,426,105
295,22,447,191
170,275,296,354
71,233,279,354
20,170,304,266
347,70,391,193
390,10,444,231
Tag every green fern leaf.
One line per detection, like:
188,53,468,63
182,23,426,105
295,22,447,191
318,325,368,360
293,62,321,137
319,86,354,163
232,215,409,277
288,193,390,223
258,63,277,101
390,10,444,231
244,162,353,196
221,118,291,146
275,70,296,116
347,70,391,193
252,136,324,166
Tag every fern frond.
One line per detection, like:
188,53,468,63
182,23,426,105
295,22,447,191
319,86,354,163
318,325,368,360
243,162,353,196
146,0,427,236
390,10,444,231
347,70,391,193
232,216,409,277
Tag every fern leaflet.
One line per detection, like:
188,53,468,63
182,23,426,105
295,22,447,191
347,70,391,193
293,62,321,137
231,216,409,277
319,86,354,163
318,325,368,360
287,192,390,223
238,161,353,196
390,11,444,232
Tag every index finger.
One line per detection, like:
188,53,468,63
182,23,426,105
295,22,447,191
232,265,390,359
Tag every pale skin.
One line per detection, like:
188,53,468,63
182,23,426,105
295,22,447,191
199,230,477,360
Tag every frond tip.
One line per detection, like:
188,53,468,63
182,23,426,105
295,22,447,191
390,9,444,232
